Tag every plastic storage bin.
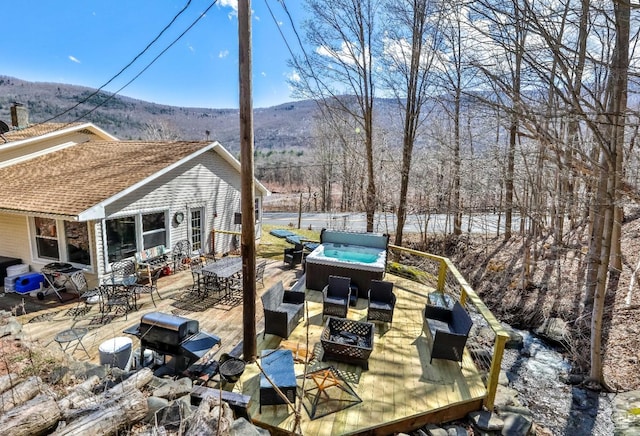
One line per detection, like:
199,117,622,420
14,272,45,294
6,264,29,278
99,337,133,370
4,275,20,292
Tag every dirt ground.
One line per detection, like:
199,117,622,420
403,213,640,393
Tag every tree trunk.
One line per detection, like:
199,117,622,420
0,394,60,436
0,376,43,413
186,395,235,436
53,389,148,436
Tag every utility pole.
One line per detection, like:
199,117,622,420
239,0,256,362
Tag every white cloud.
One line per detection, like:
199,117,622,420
219,0,237,11
287,70,301,82
68,55,81,64
219,50,229,59
261,71,267,77
188,44,195,53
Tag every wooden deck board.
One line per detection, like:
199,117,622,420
4,260,487,435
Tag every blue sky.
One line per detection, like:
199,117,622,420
4,1,307,109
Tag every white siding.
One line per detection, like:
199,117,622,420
103,149,260,263
0,213,30,267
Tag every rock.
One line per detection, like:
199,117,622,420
497,405,533,417
0,319,22,337
153,377,193,399
494,385,522,408
504,327,524,349
559,373,584,385
534,317,569,345
443,424,468,435
500,412,533,436
423,423,447,436
146,396,169,422
468,410,504,432
612,390,640,435
229,417,270,435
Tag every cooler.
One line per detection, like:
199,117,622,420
14,272,45,294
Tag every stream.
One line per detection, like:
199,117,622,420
502,328,614,435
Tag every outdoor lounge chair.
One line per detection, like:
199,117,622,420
261,280,304,339
322,275,351,319
284,243,304,268
367,279,396,324
424,300,473,366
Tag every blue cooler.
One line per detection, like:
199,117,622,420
14,272,45,294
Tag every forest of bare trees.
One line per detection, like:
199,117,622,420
275,0,639,388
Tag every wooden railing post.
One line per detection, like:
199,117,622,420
437,259,447,293
484,332,508,410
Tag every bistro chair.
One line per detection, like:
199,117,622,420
322,275,351,319
108,259,137,286
366,280,396,325
133,267,163,307
172,239,192,272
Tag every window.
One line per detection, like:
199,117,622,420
65,221,90,265
142,212,166,249
106,217,136,262
34,217,59,260
255,198,260,222
190,208,203,251
31,218,91,266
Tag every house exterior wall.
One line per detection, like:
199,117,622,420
96,149,263,276
0,213,30,267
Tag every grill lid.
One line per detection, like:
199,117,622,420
140,311,198,332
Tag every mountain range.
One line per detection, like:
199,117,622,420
0,76,317,155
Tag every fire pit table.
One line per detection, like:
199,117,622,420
320,317,374,370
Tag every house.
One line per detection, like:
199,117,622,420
0,109,269,285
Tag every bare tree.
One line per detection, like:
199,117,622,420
381,0,441,245
290,0,381,232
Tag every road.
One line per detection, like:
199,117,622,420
263,211,517,235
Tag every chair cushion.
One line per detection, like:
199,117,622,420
369,300,393,311
325,295,348,306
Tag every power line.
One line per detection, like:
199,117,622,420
40,0,194,125
67,1,219,125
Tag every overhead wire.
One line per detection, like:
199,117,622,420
40,0,194,125
67,0,219,125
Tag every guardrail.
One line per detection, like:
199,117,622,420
388,244,510,410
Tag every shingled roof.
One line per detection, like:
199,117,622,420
2,123,85,142
0,140,212,218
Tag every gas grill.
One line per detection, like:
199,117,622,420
124,312,221,374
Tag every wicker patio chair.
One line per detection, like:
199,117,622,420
367,280,396,324
322,275,351,319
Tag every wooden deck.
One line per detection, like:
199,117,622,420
4,258,487,435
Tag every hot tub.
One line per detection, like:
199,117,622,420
305,230,388,297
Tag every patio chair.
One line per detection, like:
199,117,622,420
256,260,267,288
101,284,136,320
107,259,137,286
367,280,396,324
322,275,351,319
133,267,163,307
172,239,192,272
283,243,304,268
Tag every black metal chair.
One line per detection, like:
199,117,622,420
283,243,304,268
367,280,396,324
172,239,192,272
322,275,351,319
107,259,137,286
133,267,163,307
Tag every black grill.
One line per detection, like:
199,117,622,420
124,312,220,374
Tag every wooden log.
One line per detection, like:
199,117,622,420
0,373,22,394
107,367,153,396
53,388,148,436
64,368,153,418
57,375,100,413
185,395,234,436
0,393,61,436
0,376,43,413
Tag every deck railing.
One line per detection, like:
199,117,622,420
388,244,510,410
